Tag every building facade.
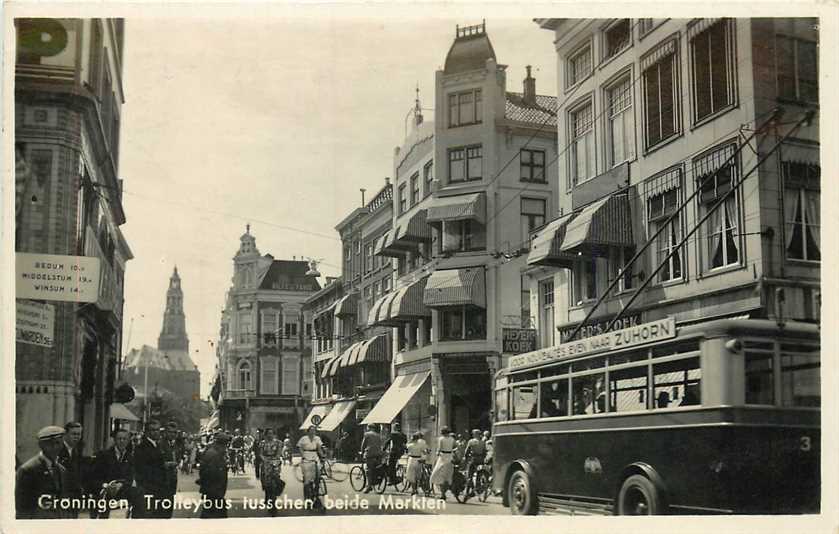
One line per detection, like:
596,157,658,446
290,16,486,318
525,18,819,404
215,228,320,436
359,23,560,445
15,18,132,460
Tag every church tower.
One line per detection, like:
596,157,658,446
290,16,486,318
158,266,189,355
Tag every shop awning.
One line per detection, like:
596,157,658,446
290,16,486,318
368,290,402,326
321,354,341,378
393,209,433,244
423,267,486,308
378,228,415,258
110,403,139,422
352,335,390,365
361,372,430,425
387,277,431,321
336,340,365,370
334,293,358,317
526,212,578,267
426,193,486,224
561,194,633,253
318,399,357,432
300,404,332,430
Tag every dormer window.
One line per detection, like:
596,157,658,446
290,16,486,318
448,89,483,127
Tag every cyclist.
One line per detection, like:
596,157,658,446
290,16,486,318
296,425,326,502
359,424,383,493
384,422,407,485
260,429,283,516
464,429,487,497
229,429,245,473
405,431,430,496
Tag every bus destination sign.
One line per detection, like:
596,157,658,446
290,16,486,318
508,317,676,369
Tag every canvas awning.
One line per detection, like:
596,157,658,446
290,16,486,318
353,335,390,365
561,194,633,254
361,372,430,425
318,400,357,432
300,404,332,430
423,267,486,308
110,403,139,422
392,209,433,244
526,212,578,267
387,277,431,321
336,340,365,370
426,193,486,224
367,290,402,326
320,354,341,378
334,293,358,317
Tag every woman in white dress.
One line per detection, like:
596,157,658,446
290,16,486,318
430,426,456,500
405,431,429,495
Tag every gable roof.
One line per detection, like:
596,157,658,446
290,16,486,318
258,259,321,292
505,92,558,128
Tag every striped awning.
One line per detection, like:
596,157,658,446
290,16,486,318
394,209,433,243
693,143,737,180
353,335,390,365
781,143,820,166
423,267,486,308
300,404,332,430
561,194,634,253
336,341,365,370
388,277,431,321
321,354,341,378
334,293,358,317
643,167,682,198
527,212,578,267
641,38,677,71
367,290,399,326
379,229,415,257
687,18,722,40
318,400,357,432
361,372,430,425
426,193,486,224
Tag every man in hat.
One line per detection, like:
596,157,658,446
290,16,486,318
384,422,407,485
55,421,85,517
132,419,170,518
197,431,230,518
158,421,181,517
16,426,70,519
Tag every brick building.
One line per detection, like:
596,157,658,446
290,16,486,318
15,18,131,461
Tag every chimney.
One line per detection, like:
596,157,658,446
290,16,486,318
523,65,536,105
360,188,367,206
385,177,391,185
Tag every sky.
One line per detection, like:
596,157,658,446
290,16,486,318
118,15,558,396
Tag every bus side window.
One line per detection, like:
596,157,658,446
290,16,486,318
609,365,648,413
572,373,606,415
540,378,569,417
653,357,701,409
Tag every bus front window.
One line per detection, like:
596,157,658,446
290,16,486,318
781,346,820,407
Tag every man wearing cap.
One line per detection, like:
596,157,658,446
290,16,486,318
15,426,70,519
132,419,170,518
55,421,85,517
197,431,230,518
158,421,181,518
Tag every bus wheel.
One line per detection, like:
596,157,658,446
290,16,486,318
508,470,537,515
617,475,661,515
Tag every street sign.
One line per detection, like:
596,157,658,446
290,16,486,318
16,253,100,303
16,300,54,347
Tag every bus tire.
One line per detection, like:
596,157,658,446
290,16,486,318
507,470,537,515
617,475,661,515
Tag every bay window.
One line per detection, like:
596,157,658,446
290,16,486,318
440,306,486,341
441,219,486,252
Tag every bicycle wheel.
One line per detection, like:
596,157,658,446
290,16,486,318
349,465,366,492
374,470,388,494
395,464,408,493
478,472,490,502
293,463,304,483
329,461,348,483
318,476,328,497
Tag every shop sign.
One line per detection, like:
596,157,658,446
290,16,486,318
16,300,54,347
355,408,370,420
16,253,100,303
502,328,537,354
558,312,643,342
509,318,676,369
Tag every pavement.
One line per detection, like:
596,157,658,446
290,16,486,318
169,458,508,518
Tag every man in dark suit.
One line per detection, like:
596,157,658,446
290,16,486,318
16,426,71,519
197,431,230,518
132,419,171,518
157,421,181,518
55,421,85,517
91,427,135,518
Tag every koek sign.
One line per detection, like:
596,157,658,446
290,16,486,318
508,318,676,369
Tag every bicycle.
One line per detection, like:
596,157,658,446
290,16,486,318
321,456,348,482
406,460,432,496
348,454,387,494
469,463,492,503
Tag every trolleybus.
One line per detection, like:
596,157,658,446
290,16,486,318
492,318,820,515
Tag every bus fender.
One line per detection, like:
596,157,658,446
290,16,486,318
617,462,669,509
502,460,537,507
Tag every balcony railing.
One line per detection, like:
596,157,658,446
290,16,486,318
225,388,255,400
